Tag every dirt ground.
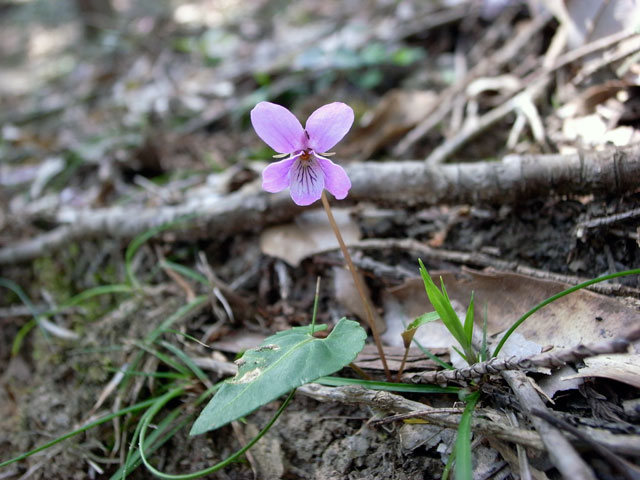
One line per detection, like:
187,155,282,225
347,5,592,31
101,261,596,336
1,1,639,479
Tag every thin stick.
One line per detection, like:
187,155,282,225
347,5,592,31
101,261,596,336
530,408,640,480
320,190,391,381
503,370,597,480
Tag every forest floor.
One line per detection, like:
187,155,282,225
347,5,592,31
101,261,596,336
1,1,639,479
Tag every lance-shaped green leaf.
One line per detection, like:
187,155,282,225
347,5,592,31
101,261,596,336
190,318,366,435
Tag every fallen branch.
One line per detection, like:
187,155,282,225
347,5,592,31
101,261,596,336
404,328,640,385
297,383,544,450
1,143,639,264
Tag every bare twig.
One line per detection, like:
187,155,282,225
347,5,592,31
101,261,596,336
576,207,640,236
416,28,639,164
424,76,549,164
530,408,640,480
573,35,640,85
2,143,640,265
297,383,544,450
404,328,640,385
503,370,597,480
393,12,553,156
345,238,640,297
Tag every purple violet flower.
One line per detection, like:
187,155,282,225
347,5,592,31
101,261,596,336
250,101,354,206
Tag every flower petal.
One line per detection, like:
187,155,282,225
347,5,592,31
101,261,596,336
289,158,325,206
305,102,354,152
250,102,305,154
316,155,351,200
262,155,298,193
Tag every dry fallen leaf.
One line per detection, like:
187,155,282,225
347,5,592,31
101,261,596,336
389,268,639,391
345,89,437,158
259,209,360,267
387,268,639,350
333,266,386,334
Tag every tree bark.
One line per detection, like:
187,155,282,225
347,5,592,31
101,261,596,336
1,144,638,265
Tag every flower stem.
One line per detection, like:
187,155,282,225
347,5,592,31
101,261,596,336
320,191,391,381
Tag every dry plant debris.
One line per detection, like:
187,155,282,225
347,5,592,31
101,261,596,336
1,0,639,479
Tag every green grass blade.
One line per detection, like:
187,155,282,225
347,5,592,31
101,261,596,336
451,345,468,364
132,341,191,377
492,268,640,357
120,296,208,393
2,280,131,356
481,303,488,362
411,336,455,370
160,260,210,286
113,403,187,480
53,284,132,312
418,260,467,346
113,385,185,480
463,292,475,344
105,366,188,380
117,398,154,480
1,278,48,355
159,329,210,348
455,391,480,480
0,278,41,317
0,396,160,468
160,340,210,385
148,295,208,344
442,448,456,480
11,318,38,356
316,376,459,394
125,215,198,288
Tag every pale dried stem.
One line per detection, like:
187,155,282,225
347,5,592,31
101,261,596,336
320,191,391,381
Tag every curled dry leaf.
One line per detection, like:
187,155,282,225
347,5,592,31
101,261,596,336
565,353,640,389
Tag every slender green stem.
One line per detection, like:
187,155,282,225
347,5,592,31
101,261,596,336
138,389,296,479
320,191,391,381
492,268,640,357
311,276,321,335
